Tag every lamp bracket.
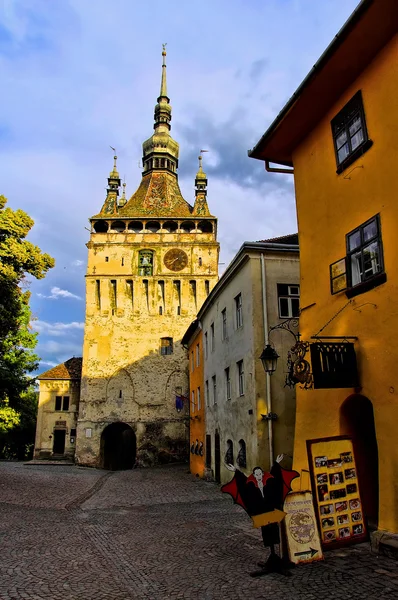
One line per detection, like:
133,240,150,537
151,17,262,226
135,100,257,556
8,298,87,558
261,412,278,421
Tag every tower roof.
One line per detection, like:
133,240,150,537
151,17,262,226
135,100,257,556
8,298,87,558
38,357,82,381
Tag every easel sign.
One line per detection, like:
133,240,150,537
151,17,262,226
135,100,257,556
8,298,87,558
284,491,323,564
307,436,368,549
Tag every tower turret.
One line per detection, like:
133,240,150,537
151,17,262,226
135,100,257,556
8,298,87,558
100,153,121,215
193,151,211,216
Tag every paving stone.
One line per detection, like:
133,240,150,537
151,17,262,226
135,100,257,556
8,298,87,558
0,462,397,599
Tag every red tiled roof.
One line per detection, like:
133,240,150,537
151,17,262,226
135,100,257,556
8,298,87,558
38,357,82,380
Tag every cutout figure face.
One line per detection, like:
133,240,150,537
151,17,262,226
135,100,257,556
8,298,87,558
253,467,263,483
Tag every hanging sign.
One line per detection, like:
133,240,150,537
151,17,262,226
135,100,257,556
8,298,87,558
307,436,367,548
284,491,323,564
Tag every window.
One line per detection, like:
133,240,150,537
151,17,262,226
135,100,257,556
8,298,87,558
197,387,201,410
237,439,247,468
212,375,217,405
277,284,300,318
205,280,210,296
191,351,195,372
225,440,234,465
225,367,231,401
191,390,195,414
206,434,211,468
330,215,385,297
138,250,154,276
235,294,243,328
160,337,173,355
221,308,227,340
210,322,215,352
237,360,244,396
204,332,208,359
331,91,372,174
205,380,209,406
196,343,200,367
55,396,69,411
70,428,77,437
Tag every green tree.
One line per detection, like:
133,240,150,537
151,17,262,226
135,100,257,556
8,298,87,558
0,195,54,457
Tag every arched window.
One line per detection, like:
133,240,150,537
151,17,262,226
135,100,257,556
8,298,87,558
128,221,143,233
225,439,234,465
198,221,213,233
163,220,178,232
110,221,125,233
181,221,195,233
93,221,108,233
138,250,154,276
237,439,247,468
146,221,161,233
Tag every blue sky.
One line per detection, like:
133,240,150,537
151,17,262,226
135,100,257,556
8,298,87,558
0,0,359,371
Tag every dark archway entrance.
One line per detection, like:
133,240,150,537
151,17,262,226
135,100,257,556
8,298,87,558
100,423,136,470
340,394,379,529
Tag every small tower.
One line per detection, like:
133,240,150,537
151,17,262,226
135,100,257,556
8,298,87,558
193,152,211,217
100,154,121,215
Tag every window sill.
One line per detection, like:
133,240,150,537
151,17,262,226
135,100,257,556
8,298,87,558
345,272,387,298
336,139,373,174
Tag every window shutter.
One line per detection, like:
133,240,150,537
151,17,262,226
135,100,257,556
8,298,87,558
330,257,347,294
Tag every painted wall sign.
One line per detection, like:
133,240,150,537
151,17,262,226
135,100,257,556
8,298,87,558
284,491,323,564
307,436,367,548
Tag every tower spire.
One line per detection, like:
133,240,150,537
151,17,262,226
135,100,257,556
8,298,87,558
100,150,121,215
154,44,172,133
193,150,210,216
160,43,167,98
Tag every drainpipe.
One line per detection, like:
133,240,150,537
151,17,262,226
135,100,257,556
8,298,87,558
260,253,273,467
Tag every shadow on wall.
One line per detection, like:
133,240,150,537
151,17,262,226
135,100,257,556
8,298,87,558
78,346,190,471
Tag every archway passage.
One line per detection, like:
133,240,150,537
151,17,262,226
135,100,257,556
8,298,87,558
100,423,136,471
340,394,379,529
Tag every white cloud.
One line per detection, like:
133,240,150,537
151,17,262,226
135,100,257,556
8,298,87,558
39,360,58,368
37,287,82,301
71,259,84,267
32,320,84,336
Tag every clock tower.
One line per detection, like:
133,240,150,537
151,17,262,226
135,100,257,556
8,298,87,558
75,48,219,469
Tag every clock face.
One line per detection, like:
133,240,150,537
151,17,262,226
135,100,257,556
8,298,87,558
164,248,188,271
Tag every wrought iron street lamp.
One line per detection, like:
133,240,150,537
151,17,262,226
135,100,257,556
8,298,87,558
259,344,280,375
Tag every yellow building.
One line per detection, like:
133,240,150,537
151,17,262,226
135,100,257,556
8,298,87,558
250,0,398,541
181,321,206,478
74,48,219,468
34,358,82,459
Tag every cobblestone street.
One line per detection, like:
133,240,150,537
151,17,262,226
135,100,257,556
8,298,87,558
0,462,397,600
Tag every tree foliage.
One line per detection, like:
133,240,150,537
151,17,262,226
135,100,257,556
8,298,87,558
0,195,55,458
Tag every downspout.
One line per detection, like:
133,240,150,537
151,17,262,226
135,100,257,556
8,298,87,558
260,253,273,466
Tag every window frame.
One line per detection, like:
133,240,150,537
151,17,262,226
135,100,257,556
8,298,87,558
197,387,201,411
138,250,154,276
277,284,300,319
331,90,372,174
191,390,195,414
196,343,200,367
345,214,385,296
160,337,173,355
237,360,245,396
212,375,217,406
210,322,215,352
62,396,70,411
204,332,208,359
55,396,62,411
205,380,209,407
221,308,227,340
225,367,231,401
235,293,243,329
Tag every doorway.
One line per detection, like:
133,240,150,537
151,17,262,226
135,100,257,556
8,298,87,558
53,430,66,455
340,394,379,528
215,430,221,483
100,422,136,470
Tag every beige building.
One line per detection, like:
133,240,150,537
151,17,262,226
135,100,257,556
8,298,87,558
196,236,299,484
34,358,82,459
73,48,219,468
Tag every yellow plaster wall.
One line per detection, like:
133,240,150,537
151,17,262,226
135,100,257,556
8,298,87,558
188,329,205,477
291,34,398,532
76,227,219,467
34,379,80,458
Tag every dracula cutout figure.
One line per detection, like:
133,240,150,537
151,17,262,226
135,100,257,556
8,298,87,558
222,454,299,576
